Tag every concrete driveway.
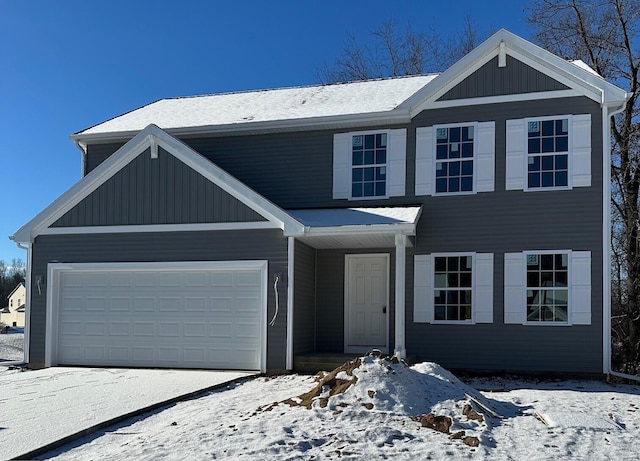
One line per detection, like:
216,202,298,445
0,367,257,460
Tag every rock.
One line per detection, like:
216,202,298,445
419,414,452,434
463,436,480,447
368,349,382,357
362,402,374,410
367,390,375,398
463,404,484,422
449,431,465,440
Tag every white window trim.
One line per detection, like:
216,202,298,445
522,250,572,326
431,252,477,325
432,122,479,196
523,114,573,192
347,129,391,201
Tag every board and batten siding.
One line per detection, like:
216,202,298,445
53,147,265,227
28,229,288,371
293,241,316,355
437,55,570,101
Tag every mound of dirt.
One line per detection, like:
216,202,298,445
260,351,502,448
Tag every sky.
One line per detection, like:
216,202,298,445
0,0,530,264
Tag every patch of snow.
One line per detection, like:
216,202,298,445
0,330,24,362
78,75,438,135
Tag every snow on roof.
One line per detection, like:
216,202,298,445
78,75,438,136
288,206,421,228
570,59,601,77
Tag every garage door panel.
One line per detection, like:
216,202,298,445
56,265,265,370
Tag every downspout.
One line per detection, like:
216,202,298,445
604,95,637,380
74,139,88,177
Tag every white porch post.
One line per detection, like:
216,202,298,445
394,233,407,358
286,237,295,370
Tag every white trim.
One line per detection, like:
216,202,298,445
40,221,278,236
286,237,294,371
13,125,304,243
23,244,32,364
394,234,406,358
45,260,269,373
426,90,582,110
302,223,416,237
344,253,390,354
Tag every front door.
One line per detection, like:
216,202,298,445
345,254,388,353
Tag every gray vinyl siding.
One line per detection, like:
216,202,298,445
315,249,396,353
406,97,604,373
438,56,569,101
53,147,265,227
293,241,316,355
86,142,126,174
28,229,288,371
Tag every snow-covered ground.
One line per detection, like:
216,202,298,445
36,354,640,460
0,328,24,362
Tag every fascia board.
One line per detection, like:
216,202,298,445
69,110,412,144
298,222,416,237
12,129,154,243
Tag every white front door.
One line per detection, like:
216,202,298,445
345,254,388,353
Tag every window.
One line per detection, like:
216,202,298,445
413,253,494,324
415,122,495,196
504,251,591,325
505,114,591,191
333,129,406,200
435,125,475,193
434,255,473,321
525,253,568,322
351,133,387,198
527,118,568,188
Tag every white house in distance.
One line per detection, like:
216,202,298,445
1,282,26,328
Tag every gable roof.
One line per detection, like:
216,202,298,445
403,29,628,114
7,282,25,299
71,29,628,144
73,75,438,141
11,125,305,243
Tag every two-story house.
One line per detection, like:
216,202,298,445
1,282,26,328
11,30,628,375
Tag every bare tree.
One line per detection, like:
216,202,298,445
317,18,490,83
527,0,640,374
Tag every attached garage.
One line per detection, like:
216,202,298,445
46,261,268,372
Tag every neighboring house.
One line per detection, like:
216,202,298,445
1,282,26,328
11,30,628,375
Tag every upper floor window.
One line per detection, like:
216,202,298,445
351,133,387,198
527,118,568,188
435,125,475,193
415,122,495,196
506,114,591,191
333,129,407,200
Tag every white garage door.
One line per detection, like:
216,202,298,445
52,262,266,371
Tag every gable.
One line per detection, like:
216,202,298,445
51,147,266,228
12,125,305,243
437,55,569,101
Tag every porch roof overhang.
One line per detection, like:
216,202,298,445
286,206,421,249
